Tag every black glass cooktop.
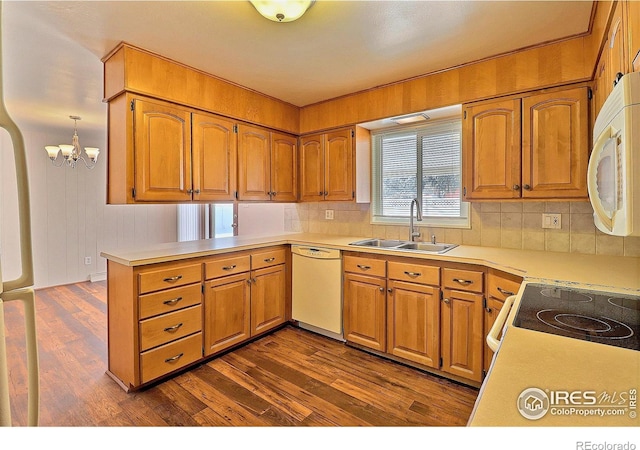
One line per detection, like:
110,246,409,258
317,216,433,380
513,283,640,351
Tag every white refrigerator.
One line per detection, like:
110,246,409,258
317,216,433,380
0,0,38,426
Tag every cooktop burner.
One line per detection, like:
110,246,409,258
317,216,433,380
513,283,640,351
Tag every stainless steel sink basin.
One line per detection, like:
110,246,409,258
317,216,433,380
395,242,458,254
348,238,458,254
348,238,407,248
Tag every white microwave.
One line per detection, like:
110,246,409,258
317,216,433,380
588,71,640,236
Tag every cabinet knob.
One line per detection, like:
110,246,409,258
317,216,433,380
271,191,277,197
523,184,531,191
379,287,384,292
319,191,323,196
485,307,493,313
512,184,520,191
387,288,393,294
443,298,451,304
194,189,201,194
324,191,328,196
187,189,193,194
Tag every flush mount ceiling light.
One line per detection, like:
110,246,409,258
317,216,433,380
390,112,431,125
250,0,314,22
44,116,99,169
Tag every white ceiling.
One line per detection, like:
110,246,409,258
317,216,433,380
1,0,594,133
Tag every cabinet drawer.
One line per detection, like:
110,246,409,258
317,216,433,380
140,332,202,384
343,255,386,278
138,263,202,294
488,273,521,300
388,261,439,286
205,254,251,280
442,268,484,293
251,247,287,270
139,305,202,351
139,283,202,320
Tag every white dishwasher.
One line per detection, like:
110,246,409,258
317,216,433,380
291,245,344,341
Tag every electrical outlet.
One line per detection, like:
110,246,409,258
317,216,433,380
325,209,334,220
84,256,92,265
542,213,562,229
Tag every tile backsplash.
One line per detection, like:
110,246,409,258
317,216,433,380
283,201,640,257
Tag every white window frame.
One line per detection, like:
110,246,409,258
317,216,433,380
370,118,470,229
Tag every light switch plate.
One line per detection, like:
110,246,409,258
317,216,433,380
325,209,334,220
542,213,561,229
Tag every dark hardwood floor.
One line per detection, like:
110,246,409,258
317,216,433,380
3,281,478,427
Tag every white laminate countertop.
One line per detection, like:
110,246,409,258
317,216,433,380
101,232,640,290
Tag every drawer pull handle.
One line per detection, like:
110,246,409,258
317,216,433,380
497,287,515,296
356,264,371,270
163,296,183,306
222,265,237,271
165,353,184,363
163,275,183,283
453,278,473,285
164,323,183,333
404,271,422,277
263,257,276,263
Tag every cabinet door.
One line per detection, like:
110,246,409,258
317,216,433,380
343,272,386,352
237,124,271,201
299,134,324,202
441,288,483,382
324,128,354,201
270,132,298,202
608,1,627,82
192,112,237,202
133,98,192,202
522,87,589,199
250,265,286,336
462,99,522,200
629,1,640,72
387,280,440,368
204,273,251,356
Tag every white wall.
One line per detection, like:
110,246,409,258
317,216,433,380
237,203,286,237
0,123,178,289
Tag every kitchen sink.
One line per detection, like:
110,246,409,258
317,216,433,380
348,238,408,248
395,242,458,254
348,238,458,254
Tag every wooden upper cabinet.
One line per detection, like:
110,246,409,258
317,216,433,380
270,132,298,202
629,0,640,72
608,1,627,83
522,87,589,199
299,134,324,201
462,99,522,200
133,98,192,202
237,124,271,201
299,127,354,202
324,128,354,201
463,85,589,201
192,112,237,202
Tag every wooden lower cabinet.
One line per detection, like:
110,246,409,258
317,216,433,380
483,269,523,371
387,280,440,368
441,288,484,382
250,264,287,335
343,272,387,352
204,272,251,356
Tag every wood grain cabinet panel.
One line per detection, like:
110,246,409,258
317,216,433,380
463,85,589,201
204,273,251,356
270,132,298,202
522,87,590,199
387,280,440,368
250,265,287,336
238,123,271,201
133,98,192,202
343,272,387,352
462,99,522,200
140,333,203,384
299,127,354,202
441,288,484,382
191,112,237,202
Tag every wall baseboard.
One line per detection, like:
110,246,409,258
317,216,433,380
90,272,107,282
